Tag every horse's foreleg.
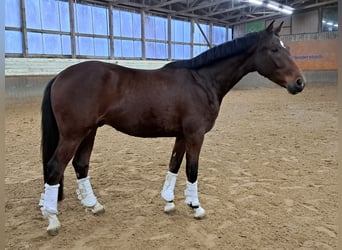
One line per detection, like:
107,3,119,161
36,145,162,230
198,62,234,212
161,137,185,212
72,129,104,215
184,134,206,219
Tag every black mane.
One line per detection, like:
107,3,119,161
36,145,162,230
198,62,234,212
164,32,261,69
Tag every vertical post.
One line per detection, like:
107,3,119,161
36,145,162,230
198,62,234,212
69,0,76,58
318,7,322,32
0,1,5,247
20,0,28,56
338,2,342,250
190,19,194,58
209,22,213,46
141,10,146,59
167,15,171,60
108,4,114,59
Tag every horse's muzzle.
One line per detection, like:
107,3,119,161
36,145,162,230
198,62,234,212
287,77,305,95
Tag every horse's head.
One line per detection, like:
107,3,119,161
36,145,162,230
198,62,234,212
254,21,305,95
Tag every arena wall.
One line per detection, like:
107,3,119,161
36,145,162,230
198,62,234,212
5,58,167,101
5,30,338,100
5,57,337,101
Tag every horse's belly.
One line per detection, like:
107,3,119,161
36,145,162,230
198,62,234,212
106,111,183,138
112,122,182,138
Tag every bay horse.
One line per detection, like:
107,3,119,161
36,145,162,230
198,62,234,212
39,21,305,235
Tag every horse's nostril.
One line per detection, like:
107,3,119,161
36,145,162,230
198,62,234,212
296,78,304,88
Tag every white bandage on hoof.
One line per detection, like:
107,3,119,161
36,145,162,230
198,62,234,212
184,181,200,207
76,176,97,207
193,206,206,219
184,181,206,219
161,171,178,202
164,202,176,213
76,176,105,215
42,211,61,236
40,183,60,235
85,201,105,215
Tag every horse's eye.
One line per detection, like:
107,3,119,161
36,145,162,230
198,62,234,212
271,48,279,53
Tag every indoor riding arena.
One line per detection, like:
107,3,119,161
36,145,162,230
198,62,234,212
5,1,338,249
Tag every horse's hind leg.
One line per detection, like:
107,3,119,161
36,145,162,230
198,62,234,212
161,136,186,212
72,129,104,215
41,138,80,235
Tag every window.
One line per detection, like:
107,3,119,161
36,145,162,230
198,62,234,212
145,14,168,59
75,4,93,34
171,19,191,59
212,25,226,45
322,7,338,32
193,22,210,56
194,23,210,44
25,0,72,56
5,0,231,59
75,4,109,57
113,9,141,38
5,31,22,54
5,0,21,28
5,0,22,54
25,0,41,29
92,6,109,35
113,9,142,58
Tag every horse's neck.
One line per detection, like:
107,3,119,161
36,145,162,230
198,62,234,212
198,53,256,102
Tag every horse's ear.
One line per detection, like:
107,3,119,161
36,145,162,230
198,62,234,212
266,20,275,34
274,21,284,35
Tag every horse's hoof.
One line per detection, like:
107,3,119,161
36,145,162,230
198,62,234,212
164,202,175,213
44,213,61,236
86,201,105,215
193,207,206,219
47,227,59,236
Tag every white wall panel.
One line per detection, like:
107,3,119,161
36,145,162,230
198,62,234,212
5,58,168,76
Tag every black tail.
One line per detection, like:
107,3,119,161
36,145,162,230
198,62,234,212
41,77,64,200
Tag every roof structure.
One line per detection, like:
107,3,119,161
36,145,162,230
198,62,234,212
79,0,338,25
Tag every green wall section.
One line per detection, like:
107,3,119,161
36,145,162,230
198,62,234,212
246,21,265,33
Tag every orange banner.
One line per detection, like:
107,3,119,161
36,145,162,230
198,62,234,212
286,39,338,71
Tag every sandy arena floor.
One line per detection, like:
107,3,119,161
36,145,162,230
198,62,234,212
5,84,338,250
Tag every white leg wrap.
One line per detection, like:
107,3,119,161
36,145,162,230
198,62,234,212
161,171,178,213
184,181,206,219
161,171,178,202
40,183,61,235
77,176,97,207
76,176,104,215
40,183,59,214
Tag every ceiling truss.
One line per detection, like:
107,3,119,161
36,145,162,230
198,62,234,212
77,0,338,26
